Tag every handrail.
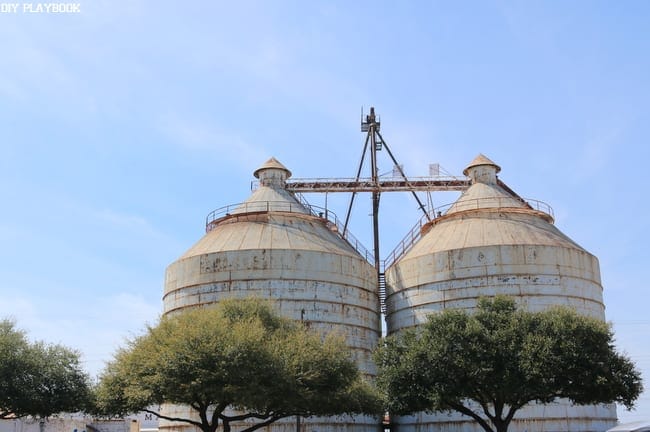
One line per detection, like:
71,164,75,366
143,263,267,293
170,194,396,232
286,175,466,183
382,197,554,270
294,193,374,264
205,201,310,228
205,199,374,264
440,196,554,217
382,213,430,272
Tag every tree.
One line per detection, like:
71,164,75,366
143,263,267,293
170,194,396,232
0,319,92,419
375,296,643,432
94,298,382,432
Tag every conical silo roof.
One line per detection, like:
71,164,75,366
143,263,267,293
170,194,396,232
253,156,292,179
181,157,361,259
462,153,501,176
230,157,308,215
402,154,584,259
448,153,522,214
180,212,362,259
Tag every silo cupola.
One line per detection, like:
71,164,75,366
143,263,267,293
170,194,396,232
253,157,292,187
463,153,501,185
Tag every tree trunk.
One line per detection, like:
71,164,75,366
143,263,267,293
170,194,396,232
199,419,218,432
493,418,510,432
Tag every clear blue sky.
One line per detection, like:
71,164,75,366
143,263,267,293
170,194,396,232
1,0,648,424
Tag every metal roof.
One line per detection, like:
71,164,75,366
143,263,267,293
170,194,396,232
399,155,585,259
180,158,367,260
232,184,311,215
451,154,534,214
607,421,650,432
253,156,292,179
463,153,501,176
180,212,361,259
446,182,527,215
405,211,585,258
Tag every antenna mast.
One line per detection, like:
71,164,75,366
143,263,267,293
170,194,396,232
285,107,470,314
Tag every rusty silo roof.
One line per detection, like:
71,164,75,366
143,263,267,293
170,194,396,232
183,158,363,259
463,153,501,176
253,156,292,179
404,154,582,257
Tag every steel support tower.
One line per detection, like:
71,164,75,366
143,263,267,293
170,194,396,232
283,107,476,313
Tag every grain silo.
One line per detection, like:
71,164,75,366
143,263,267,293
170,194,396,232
161,157,381,432
384,154,616,432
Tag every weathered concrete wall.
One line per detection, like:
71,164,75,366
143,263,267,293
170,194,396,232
385,156,616,432
161,159,381,432
387,242,605,331
165,240,380,376
1,415,151,432
159,407,378,432
393,402,616,432
0,419,88,432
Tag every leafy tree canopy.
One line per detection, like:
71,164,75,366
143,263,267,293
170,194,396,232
375,296,643,432
94,298,382,432
0,319,92,419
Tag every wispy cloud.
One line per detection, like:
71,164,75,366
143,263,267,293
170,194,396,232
158,114,269,169
0,291,160,377
570,116,632,184
92,208,164,240
0,18,82,103
74,292,161,375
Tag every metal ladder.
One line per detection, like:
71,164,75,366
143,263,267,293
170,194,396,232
378,272,387,314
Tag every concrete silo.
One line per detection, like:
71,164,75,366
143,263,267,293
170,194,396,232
385,154,616,432
162,157,381,432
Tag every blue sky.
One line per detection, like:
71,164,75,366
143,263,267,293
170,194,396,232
1,0,649,424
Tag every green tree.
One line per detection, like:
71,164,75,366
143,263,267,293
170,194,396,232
95,298,382,432
0,319,92,419
375,296,643,432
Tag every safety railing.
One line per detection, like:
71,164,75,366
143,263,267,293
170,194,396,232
205,198,374,264
440,196,554,217
205,201,310,229
251,175,469,192
294,192,374,264
382,197,554,270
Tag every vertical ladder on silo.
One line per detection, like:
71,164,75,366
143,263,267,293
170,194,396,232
378,272,387,314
